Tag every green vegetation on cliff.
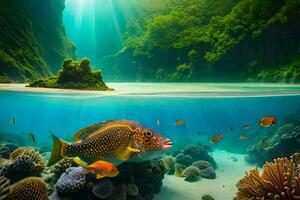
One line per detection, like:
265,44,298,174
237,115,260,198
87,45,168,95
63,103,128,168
101,0,300,82
0,0,75,82
29,59,111,91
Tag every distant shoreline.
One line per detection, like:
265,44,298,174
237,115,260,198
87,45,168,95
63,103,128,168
1,83,300,98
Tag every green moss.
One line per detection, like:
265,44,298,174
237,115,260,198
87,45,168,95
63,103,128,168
28,59,112,91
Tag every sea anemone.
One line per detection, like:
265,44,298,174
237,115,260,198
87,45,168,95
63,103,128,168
92,178,114,199
6,177,48,200
127,183,139,196
182,166,201,182
235,155,300,199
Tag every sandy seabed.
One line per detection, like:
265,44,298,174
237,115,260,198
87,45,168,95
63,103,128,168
154,150,255,200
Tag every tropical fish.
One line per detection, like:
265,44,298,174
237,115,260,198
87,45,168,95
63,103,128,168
210,134,223,144
156,119,160,126
48,120,172,166
175,119,185,126
239,134,247,140
8,117,15,125
258,116,277,127
243,124,250,130
73,157,119,179
28,132,35,142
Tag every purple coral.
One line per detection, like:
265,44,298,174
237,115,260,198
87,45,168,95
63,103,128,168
55,167,88,194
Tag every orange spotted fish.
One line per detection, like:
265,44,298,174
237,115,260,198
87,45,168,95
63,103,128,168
258,116,277,127
73,157,119,179
210,134,223,144
48,120,172,166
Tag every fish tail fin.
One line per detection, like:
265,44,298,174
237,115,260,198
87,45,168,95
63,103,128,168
47,133,69,166
72,157,88,168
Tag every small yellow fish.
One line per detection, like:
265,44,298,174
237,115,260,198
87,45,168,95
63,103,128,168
175,119,185,126
28,132,35,142
174,169,184,177
8,117,15,125
258,116,277,127
73,157,119,179
239,134,247,140
243,124,250,130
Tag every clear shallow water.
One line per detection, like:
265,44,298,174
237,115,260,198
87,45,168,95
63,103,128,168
1,89,300,149
1,85,300,199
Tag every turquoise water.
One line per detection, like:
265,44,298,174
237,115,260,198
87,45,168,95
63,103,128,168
1,90,300,151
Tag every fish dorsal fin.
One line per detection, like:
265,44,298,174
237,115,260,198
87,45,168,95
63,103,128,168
73,120,141,142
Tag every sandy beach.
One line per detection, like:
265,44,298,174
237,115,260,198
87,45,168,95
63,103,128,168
1,83,300,97
154,150,255,200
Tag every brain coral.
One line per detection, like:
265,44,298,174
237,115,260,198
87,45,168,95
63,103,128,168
55,167,88,194
182,166,201,182
235,155,300,199
6,177,48,200
10,147,45,168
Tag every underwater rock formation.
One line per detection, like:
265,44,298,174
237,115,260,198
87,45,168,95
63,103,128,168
182,145,217,168
235,153,300,199
127,183,139,196
0,175,10,200
29,58,111,91
199,167,216,179
161,155,175,172
201,195,215,200
55,167,88,194
92,178,114,199
182,166,201,182
6,177,48,200
192,160,214,170
0,0,75,82
0,143,18,159
246,125,300,166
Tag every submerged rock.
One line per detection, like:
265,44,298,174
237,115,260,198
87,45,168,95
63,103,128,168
92,178,114,199
199,167,216,179
182,166,201,182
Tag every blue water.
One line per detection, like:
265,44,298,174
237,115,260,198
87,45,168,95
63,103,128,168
1,91,300,153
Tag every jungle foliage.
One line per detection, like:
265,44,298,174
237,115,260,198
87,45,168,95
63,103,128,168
101,0,300,82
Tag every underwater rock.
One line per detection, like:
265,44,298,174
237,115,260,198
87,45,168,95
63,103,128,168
182,166,201,182
92,178,114,199
182,145,217,168
55,167,88,194
199,167,216,179
6,177,48,200
235,155,300,199
110,184,127,200
175,153,193,166
246,125,300,166
192,160,213,170
0,143,18,159
161,155,175,172
0,175,10,200
127,183,139,196
201,195,215,200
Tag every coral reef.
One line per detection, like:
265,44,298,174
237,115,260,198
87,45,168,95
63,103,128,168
29,58,112,91
92,178,114,199
175,153,193,166
0,176,10,200
10,147,45,167
6,177,48,200
246,124,300,166
192,160,214,170
182,166,201,182
55,167,88,194
235,154,300,199
161,155,175,172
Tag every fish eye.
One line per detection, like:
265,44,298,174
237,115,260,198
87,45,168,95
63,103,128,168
144,131,153,138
